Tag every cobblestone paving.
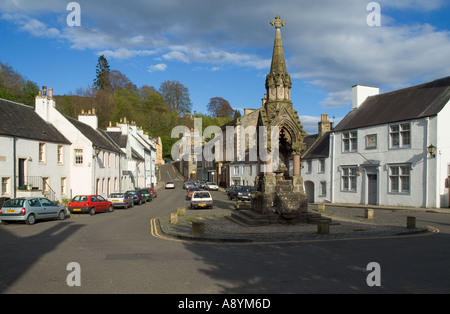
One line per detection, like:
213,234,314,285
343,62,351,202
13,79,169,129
158,206,432,243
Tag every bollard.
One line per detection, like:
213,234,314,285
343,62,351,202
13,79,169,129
318,203,325,213
177,207,186,216
170,213,178,224
317,221,330,235
192,219,205,237
365,209,374,219
407,216,416,229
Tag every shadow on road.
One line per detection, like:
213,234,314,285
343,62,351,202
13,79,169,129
0,221,83,293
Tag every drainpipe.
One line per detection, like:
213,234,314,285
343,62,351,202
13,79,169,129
13,136,17,198
425,117,429,208
330,132,335,203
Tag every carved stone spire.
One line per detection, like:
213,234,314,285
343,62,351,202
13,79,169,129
266,15,292,102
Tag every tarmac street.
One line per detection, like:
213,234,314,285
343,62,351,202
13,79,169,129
1,163,450,294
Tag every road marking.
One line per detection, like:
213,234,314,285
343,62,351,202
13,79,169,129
150,217,184,242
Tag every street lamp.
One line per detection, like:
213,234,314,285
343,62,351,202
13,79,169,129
427,144,436,158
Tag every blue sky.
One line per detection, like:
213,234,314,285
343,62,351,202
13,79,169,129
1,0,449,134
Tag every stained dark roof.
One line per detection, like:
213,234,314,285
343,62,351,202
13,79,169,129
334,76,450,132
65,116,122,153
106,131,128,149
0,98,71,144
302,132,330,159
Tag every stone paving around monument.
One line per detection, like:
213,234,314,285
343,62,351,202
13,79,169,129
157,205,435,243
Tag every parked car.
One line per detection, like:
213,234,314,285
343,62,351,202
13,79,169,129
236,186,255,201
68,195,113,215
183,180,195,189
108,192,134,209
127,190,145,205
149,187,157,198
228,185,254,200
0,197,66,225
205,182,219,191
226,185,239,199
190,191,213,209
186,186,202,200
165,181,175,189
139,188,153,202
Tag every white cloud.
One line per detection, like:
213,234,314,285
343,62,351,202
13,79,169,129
1,13,60,37
1,0,449,110
147,63,167,73
98,48,156,59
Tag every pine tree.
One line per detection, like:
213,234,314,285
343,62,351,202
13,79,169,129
93,55,111,92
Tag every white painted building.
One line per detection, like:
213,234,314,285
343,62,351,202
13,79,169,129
302,76,450,208
106,119,158,190
34,88,124,198
0,97,71,201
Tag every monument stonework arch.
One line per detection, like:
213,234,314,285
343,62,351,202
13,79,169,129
250,16,310,223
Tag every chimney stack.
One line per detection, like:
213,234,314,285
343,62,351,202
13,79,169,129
352,85,379,109
318,114,332,136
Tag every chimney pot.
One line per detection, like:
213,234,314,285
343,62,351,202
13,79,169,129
48,88,53,98
43,86,47,96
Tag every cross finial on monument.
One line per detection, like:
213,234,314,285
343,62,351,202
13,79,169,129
270,15,286,29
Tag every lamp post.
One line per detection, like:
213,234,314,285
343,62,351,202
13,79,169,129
427,144,436,158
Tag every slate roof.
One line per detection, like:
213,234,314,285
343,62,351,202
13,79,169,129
0,98,71,144
302,132,330,160
65,116,122,153
334,76,450,132
106,131,128,149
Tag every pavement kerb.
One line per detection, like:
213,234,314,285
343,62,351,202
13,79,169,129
155,207,436,244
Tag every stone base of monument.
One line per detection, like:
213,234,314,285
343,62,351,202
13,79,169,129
229,209,331,227
229,172,331,227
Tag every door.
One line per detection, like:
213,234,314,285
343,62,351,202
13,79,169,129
39,198,58,218
368,174,378,205
18,158,26,187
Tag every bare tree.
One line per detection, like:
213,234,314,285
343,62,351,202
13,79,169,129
158,80,192,115
207,97,234,117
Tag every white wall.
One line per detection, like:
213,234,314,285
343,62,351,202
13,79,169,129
332,118,431,207
0,135,70,200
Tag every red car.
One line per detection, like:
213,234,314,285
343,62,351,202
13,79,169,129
186,187,201,200
149,187,157,198
68,195,113,215
144,187,157,199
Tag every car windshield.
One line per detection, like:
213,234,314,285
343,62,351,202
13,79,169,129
109,193,123,198
3,199,24,207
194,192,211,199
72,196,88,202
127,191,138,195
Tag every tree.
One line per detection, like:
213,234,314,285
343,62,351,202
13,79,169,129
233,109,242,119
110,70,136,93
207,97,234,117
93,55,111,92
158,80,192,115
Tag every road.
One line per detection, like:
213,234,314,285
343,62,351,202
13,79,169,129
1,163,450,295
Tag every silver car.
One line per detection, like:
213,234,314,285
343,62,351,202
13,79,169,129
0,197,67,225
108,192,134,209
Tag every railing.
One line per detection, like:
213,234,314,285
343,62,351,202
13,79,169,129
16,176,57,201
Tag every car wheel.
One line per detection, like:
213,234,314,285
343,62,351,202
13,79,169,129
26,214,36,225
108,205,114,212
89,207,96,215
58,210,66,220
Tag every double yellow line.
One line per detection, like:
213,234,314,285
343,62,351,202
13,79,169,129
150,217,184,242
